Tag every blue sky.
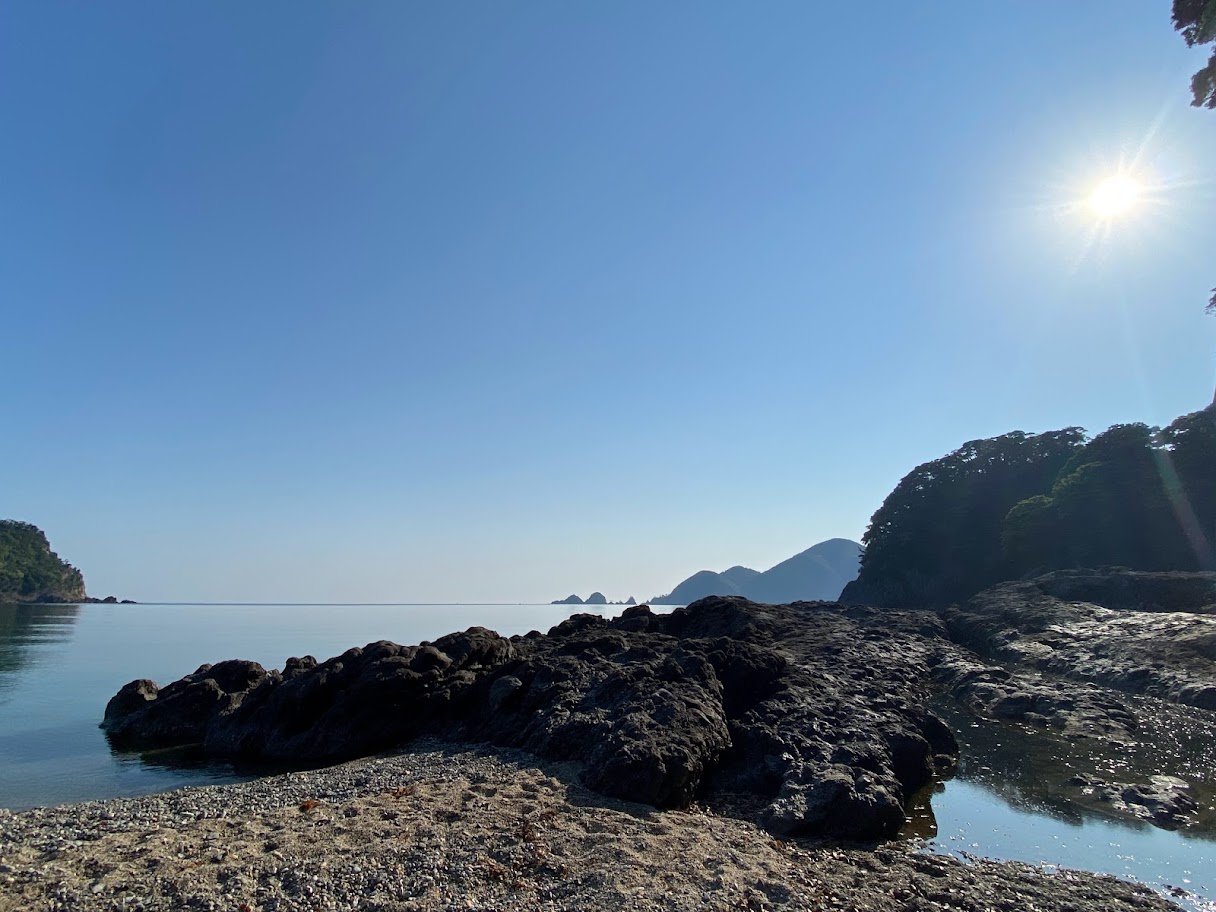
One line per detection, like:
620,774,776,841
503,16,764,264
3,2,1214,602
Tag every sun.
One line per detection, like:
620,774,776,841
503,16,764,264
1087,173,1143,218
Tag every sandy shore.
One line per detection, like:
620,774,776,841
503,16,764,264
0,743,1180,912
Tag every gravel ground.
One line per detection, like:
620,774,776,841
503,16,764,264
0,742,1181,912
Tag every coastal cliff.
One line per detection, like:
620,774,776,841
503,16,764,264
0,520,86,603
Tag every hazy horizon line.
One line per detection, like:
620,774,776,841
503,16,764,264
31,600,676,608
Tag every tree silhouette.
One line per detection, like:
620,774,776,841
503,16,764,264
1173,2,1216,313
847,406,1216,606
1174,0,1216,108
853,428,1085,606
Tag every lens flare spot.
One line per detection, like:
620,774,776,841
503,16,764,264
1087,174,1142,218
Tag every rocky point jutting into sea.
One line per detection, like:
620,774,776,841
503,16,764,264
30,566,1207,911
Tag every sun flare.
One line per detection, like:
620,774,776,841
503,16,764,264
1087,173,1143,218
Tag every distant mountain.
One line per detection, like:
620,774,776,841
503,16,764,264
652,539,862,605
722,565,761,587
659,570,742,604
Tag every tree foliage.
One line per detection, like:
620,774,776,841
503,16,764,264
1173,1,1216,311
1174,0,1216,109
1002,423,1183,571
850,405,1216,607
854,428,1085,607
0,520,86,601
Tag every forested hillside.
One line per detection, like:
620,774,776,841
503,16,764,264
0,521,86,602
843,404,1216,607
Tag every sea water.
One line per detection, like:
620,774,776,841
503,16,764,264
1,602,1212,909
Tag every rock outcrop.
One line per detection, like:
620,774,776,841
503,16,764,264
1067,772,1200,828
945,569,1216,709
104,597,956,841
102,569,1216,840
930,568,1216,832
43,594,138,604
932,653,1142,743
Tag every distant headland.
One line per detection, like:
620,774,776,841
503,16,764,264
650,537,862,605
550,538,862,607
0,519,134,604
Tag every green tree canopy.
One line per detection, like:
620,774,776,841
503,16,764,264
1157,404,1216,566
848,405,1216,607
0,520,86,602
853,428,1085,607
1002,424,1182,572
1172,1,1216,312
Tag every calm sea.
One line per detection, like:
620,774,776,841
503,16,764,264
1,602,1212,910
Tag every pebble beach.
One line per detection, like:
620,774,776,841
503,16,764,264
0,742,1180,912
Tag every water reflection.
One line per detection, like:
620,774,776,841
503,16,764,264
0,603,80,696
910,700,1216,912
0,601,659,809
929,699,1216,835
919,775,1216,912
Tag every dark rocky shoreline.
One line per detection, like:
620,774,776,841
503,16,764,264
26,594,137,604
103,598,958,842
102,568,1216,844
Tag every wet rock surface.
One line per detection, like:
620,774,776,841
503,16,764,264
937,569,1216,832
104,598,956,841
945,569,1216,709
933,654,1141,742
1068,772,1199,829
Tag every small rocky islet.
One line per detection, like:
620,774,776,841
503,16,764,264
61,567,1216,911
